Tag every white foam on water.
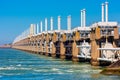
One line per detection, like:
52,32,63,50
1,73,22,76
66,70,74,73
0,67,15,70
52,68,59,71
57,71,64,74
33,69,43,72
0,66,32,70
16,64,22,67
19,67,32,70
82,69,90,73
34,69,52,72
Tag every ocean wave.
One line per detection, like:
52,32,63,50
0,66,32,70
16,64,22,67
0,67,15,70
51,68,59,71
57,71,64,74
33,69,51,72
0,73,22,76
33,69,43,72
66,69,74,73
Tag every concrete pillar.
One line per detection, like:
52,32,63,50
75,31,80,41
60,42,65,59
36,37,39,54
72,41,79,62
95,27,101,39
113,40,117,48
45,44,48,56
114,27,119,39
91,40,100,66
40,39,43,54
53,32,57,43
51,43,56,58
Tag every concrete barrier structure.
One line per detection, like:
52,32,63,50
12,1,120,66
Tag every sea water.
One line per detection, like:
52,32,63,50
0,48,120,80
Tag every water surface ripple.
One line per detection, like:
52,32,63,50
0,49,120,80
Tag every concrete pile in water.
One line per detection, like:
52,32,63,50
100,60,120,75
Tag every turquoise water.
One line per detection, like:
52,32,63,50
0,48,120,80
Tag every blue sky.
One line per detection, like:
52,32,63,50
0,0,119,44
